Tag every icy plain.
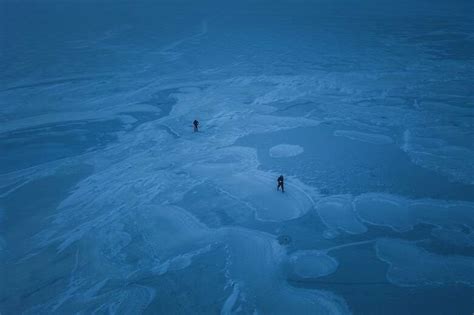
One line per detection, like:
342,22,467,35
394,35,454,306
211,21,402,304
1,0,473,314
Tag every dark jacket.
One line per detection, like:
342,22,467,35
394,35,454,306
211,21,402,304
278,175,284,184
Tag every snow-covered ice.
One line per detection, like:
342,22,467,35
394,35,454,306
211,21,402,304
269,144,304,158
1,0,473,314
376,238,474,287
354,193,474,233
288,250,339,279
317,195,367,236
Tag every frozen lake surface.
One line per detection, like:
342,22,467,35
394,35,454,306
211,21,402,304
1,0,473,314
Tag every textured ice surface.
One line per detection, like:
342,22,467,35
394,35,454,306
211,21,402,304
402,128,474,184
376,239,474,287
334,130,393,145
316,195,367,235
289,250,339,279
217,228,349,314
431,227,474,248
354,193,474,232
269,144,304,158
1,0,474,313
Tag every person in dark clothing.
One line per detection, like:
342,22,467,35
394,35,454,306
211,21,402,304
193,119,199,132
277,175,284,193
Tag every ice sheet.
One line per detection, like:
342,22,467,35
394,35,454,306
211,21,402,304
316,195,367,235
354,193,474,232
269,144,304,158
1,0,473,313
334,130,394,145
289,250,339,279
376,238,474,287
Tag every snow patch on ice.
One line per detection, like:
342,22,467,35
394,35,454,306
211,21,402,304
211,171,315,222
269,144,304,158
152,245,212,275
289,250,339,279
218,228,349,314
402,128,474,184
376,238,474,287
316,195,367,235
354,193,474,232
221,283,240,315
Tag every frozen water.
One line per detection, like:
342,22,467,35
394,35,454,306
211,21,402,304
217,228,349,314
334,130,394,145
316,195,367,235
288,250,339,279
269,144,304,158
1,0,474,314
402,128,474,184
431,227,474,248
354,193,474,232
376,238,474,287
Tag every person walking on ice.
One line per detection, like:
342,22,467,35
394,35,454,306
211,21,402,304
277,175,285,193
193,119,199,132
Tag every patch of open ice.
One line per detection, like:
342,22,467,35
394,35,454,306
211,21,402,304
219,228,349,314
334,130,394,145
431,227,474,248
212,171,315,222
376,238,474,287
354,193,474,232
184,145,316,222
269,144,304,158
289,250,339,279
316,195,367,235
402,128,474,184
